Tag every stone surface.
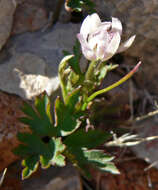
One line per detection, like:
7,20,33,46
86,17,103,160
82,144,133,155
22,164,82,190
93,0,158,167
132,117,158,168
0,52,59,99
1,163,82,190
0,91,28,171
95,0,158,94
90,158,158,190
0,23,79,99
12,0,48,35
0,0,16,50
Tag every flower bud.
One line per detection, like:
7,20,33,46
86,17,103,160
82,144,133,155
77,13,135,61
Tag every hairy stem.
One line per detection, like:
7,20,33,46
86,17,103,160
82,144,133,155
82,62,141,111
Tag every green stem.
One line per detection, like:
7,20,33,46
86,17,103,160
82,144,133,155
85,60,99,80
82,62,141,111
59,55,73,103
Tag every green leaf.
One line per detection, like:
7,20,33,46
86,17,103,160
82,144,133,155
66,71,80,93
15,132,66,178
22,155,39,179
96,66,108,85
21,102,38,120
40,138,55,168
50,138,66,167
64,129,111,149
65,87,81,110
59,55,74,101
99,162,120,174
83,150,114,165
63,40,81,75
35,93,52,122
67,0,95,12
55,89,83,136
13,144,33,157
20,94,57,137
83,149,119,174
65,147,92,179
64,129,111,178
70,40,82,75
17,133,53,158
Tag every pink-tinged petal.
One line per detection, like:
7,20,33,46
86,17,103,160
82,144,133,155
96,41,107,60
96,31,109,59
112,17,122,35
117,35,136,53
80,13,101,39
82,49,97,61
77,33,96,60
103,32,121,61
88,30,104,50
77,33,90,49
100,21,111,30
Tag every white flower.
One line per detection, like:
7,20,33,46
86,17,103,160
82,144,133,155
77,13,135,61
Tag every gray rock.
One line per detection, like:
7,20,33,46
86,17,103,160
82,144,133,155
12,0,48,35
21,164,82,190
0,0,16,50
132,117,158,169
95,0,158,58
42,175,81,190
95,0,158,94
0,23,80,99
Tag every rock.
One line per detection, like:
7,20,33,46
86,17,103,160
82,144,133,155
0,0,16,50
0,91,28,171
101,71,139,104
1,162,82,190
58,5,71,23
90,159,158,190
132,117,158,169
0,23,79,99
40,168,81,190
21,164,82,190
95,0,158,94
12,0,48,35
0,52,59,99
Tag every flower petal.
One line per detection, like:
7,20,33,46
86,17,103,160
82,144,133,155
103,32,121,61
111,17,122,35
100,21,111,30
117,35,136,53
96,31,109,59
80,13,101,39
77,33,96,61
96,41,107,60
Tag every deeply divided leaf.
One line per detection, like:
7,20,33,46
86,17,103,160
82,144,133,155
64,129,112,178
55,89,83,136
63,40,81,75
83,149,119,174
64,129,111,149
14,134,66,179
22,155,39,179
20,94,57,137
50,138,66,167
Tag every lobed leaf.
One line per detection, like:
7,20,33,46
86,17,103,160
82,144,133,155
22,155,39,179
20,94,57,137
15,134,66,179
83,149,119,174
64,129,112,178
99,162,120,174
64,129,111,149
63,40,81,75
67,0,95,12
50,138,66,167
55,89,83,136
